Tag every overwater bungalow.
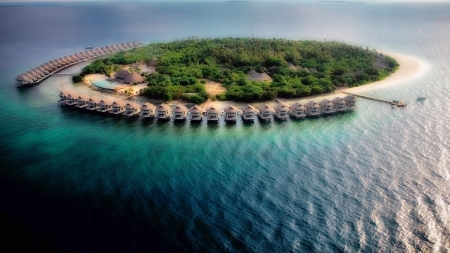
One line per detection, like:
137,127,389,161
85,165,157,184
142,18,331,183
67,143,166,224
110,101,127,115
97,98,113,112
76,94,90,108
258,104,275,122
172,104,189,120
139,102,156,119
189,105,205,122
65,92,78,106
224,105,240,122
319,99,335,115
156,103,172,120
274,102,290,121
304,101,321,117
331,97,347,112
16,75,31,85
206,106,221,122
242,105,258,122
290,102,306,119
343,95,357,110
86,97,101,111
123,101,141,117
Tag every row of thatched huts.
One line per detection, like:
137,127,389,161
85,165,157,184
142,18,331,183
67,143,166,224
58,90,357,122
15,42,141,87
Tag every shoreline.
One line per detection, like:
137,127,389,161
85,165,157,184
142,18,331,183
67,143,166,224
62,50,429,110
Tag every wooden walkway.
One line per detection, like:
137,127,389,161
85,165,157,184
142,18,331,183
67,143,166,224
342,92,407,107
52,73,79,77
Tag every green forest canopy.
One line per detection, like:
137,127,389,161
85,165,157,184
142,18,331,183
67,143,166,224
78,38,399,103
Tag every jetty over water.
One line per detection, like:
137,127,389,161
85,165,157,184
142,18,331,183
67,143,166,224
342,92,407,107
15,42,141,87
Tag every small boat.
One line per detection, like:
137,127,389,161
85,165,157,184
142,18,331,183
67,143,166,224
417,97,426,101
85,46,95,49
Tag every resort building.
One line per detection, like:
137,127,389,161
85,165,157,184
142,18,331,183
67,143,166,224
123,101,141,117
274,102,290,120
140,102,156,119
331,97,347,112
97,98,113,112
110,101,127,115
318,99,336,114
65,92,79,106
58,90,69,105
224,105,240,122
290,102,306,119
76,94,90,108
206,106,221,122
248,71,272,82
189,105,205,122
86,97,101,111
172,104,189,120
123,72,144,84
242,105,258,122
16,75,31,86
344,95,357,110
156,103,172,120
304,101,322,117
258,104,275,121
114,69,131,82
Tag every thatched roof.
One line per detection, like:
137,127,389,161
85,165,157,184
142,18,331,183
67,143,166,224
16,75,27,81
123,72,144,84
309,68,318,73
224,105,239,113
344,95,357,102
111,101,127,107
125,101,140,109
98,98,114,105
248,72,272,82
148,57,157,67
173,104,188,113
247,69,257,76
190,105,206,113
115,69,131,80
141,102,156,111
318,99,331,106
62,90,78,99
206,106,220,114
157,103,171,112
243,105,257,113
88,97,102,103
274,102,290,111
77,94,91,101
258,104,275,113
304,101,317,108
291,102,305,110
331,97,346,104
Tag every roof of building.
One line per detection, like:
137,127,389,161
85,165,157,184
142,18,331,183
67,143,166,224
318,99,331,106
224,105,239,113
274,101,290,111
77,94,91,101
290,102,305,109
344,95,357,102
248,72,272,82
115,69,131,79
173,104,188,113
243,104,257,113
157,103,171,112
88,97,102,103
125,101,140,109
141,102,156,111
190,105,206,113
304,101,317,107
123,72,144,84
206,106,220,114
258,104,275,112
111,101,127,107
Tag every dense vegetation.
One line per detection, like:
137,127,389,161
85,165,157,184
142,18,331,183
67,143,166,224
79,38,399,103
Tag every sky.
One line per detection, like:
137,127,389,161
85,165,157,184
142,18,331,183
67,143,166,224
0,0,448,3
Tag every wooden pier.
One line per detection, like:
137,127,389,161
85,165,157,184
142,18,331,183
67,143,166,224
342,92,407,107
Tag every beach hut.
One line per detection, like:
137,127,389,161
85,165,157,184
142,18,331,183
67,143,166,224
242,105,258,122
248,72,272,82
114,69,131,82
139,102,156,119
189,105,205,122
172,104,189,120
318,99,335,114
289,102,306,119
65,91,78,106
304,101,321,117
156,103,172,120
274,101,290,120
223,105,240,122
76,94,90,108
123,72,144,84
206,106,220,122
97,98,113,112
109,101,126,115
123,101,141,117
331,97,347,112
258,104,275,121
86,97,101,110
343,95,357,110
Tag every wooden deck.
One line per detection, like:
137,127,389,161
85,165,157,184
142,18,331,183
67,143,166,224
342,92,407,107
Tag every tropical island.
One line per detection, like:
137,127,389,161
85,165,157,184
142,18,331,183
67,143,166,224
75,38,399,104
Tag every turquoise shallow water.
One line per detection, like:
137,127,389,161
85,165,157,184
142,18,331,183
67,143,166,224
91,79,120,89
0,2,450,252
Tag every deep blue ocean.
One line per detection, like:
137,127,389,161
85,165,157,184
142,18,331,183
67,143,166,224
1,1,449,252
